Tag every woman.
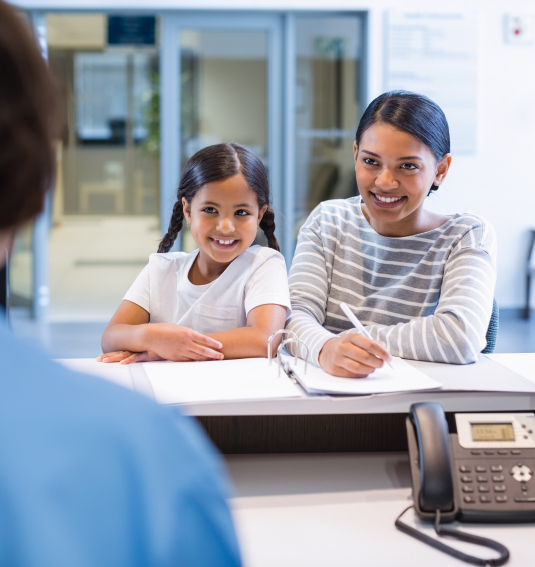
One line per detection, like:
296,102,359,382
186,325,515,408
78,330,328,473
287,90,496,377
0,2,240,564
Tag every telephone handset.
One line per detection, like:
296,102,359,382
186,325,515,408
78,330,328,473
397,402,535,565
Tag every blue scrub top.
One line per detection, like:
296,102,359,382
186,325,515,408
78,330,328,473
0,321,241,566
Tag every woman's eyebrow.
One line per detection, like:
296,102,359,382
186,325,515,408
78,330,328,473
361,150,380,157
397,155,423,161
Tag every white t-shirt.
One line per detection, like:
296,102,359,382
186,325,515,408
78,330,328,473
124,245,291,334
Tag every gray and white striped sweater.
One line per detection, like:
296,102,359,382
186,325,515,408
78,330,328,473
286,196,497,366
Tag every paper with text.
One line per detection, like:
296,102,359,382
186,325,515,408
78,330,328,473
284,355,442,395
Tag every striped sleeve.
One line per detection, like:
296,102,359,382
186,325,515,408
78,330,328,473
286,200,498,367
286,208,337,365
366,221,497,364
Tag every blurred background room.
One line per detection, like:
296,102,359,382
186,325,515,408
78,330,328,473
5,0,535,356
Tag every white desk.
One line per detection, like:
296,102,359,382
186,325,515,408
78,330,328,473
58,355,535,565
58,354,535,416
226,452,535,567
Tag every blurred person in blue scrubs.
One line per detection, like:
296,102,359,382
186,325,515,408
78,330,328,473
0,2,241,565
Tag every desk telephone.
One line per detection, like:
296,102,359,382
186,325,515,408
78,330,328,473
396,402,535,565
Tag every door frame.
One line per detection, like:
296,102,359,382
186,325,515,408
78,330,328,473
159,12,286,255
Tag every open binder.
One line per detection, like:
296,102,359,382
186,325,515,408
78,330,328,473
140,329,442,405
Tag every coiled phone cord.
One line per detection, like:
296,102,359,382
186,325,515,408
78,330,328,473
395,505,510,566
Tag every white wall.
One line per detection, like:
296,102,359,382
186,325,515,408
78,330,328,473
13,0,535,308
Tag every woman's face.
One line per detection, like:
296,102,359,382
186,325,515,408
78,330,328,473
354,122,451,231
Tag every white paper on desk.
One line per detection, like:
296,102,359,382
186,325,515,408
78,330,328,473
283,355,442,395
142,358,302,405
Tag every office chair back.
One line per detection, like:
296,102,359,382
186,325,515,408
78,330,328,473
481,298,499,354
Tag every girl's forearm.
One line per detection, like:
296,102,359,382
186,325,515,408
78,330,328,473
208,327,281,359
101,324,152,354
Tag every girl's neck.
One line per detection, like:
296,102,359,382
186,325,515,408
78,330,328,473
361,203,449,238
188,251,232,285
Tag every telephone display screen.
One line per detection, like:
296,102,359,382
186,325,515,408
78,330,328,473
470,422,515,442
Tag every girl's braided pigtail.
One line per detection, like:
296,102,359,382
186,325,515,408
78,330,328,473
259,207,280,252
158,198,185,253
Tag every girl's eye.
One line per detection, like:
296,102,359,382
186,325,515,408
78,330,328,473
401,163,418,170
363,158,378,166
235,209,250,216
202,207,217,214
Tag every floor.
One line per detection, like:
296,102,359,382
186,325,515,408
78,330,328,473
8,307,535,358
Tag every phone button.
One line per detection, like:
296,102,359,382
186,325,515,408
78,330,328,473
476,476,489,483
461,475,473,483
511,450,522,455
492,475,505,482
459,465,471,473
498,450,509,455
478,486,490,493
475,466,487,473
462,486,474,493
484,451,495,455
490,465,503,473
496,495,508,503
464,496,475,504
514,497,535,503
493,485,506,492
471,451,482,455
479,496,491,503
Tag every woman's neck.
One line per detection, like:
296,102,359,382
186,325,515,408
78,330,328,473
361,203,450,238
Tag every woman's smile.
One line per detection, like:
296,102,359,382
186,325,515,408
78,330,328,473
369,191,407,208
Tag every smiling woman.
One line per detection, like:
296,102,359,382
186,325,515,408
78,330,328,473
286,90,497,377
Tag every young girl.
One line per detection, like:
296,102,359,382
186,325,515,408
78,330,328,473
99,143,290,364
286,90,497,377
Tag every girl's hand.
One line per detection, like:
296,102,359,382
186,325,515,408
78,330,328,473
97,351,133,363
145,324,224,362
97,350,165,364
318,334,391,378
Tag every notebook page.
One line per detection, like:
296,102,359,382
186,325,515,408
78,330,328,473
284,355,442,395
143,358,302,405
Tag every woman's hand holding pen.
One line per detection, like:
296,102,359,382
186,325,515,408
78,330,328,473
318,333,392,378
98,324,224,364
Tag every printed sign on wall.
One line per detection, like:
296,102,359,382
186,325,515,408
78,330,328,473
385,11,477,155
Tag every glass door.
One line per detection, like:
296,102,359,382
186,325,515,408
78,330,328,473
160,14,283,253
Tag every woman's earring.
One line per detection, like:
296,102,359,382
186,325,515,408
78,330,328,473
186,221,190,228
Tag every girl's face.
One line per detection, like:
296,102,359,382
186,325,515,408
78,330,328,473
183,173,267,270
354,122,451,234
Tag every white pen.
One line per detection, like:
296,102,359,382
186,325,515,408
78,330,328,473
339,302,394,370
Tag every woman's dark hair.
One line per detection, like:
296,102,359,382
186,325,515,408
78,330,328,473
158,143,280,253
355,90,450,193
0,1,58,230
